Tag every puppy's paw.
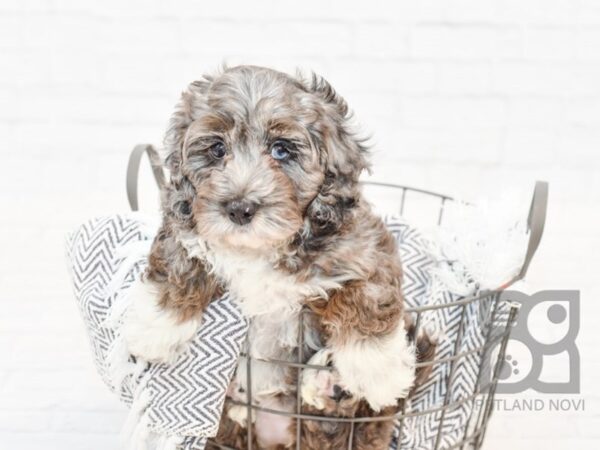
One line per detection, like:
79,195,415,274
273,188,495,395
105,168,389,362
333,325,416,411
123,279,199,364
225,378,256,427
412,324,439,388
301,349,354,411
227,404,256,428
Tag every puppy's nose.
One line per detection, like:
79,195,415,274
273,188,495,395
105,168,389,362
225,200,258,225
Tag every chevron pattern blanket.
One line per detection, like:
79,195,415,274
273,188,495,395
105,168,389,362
66,213,501,450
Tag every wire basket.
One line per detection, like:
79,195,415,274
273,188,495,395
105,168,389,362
126,145,548,449
200,181,548,450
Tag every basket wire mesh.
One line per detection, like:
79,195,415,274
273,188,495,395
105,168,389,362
200,181,548,450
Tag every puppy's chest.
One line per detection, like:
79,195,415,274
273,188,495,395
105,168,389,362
207,249,325,317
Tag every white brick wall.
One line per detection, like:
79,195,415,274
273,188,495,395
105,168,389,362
0,1,598,449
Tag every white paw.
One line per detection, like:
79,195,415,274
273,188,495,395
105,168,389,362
123,279,199,364
333,324,416,411
227,404,255,427
301,349,344,410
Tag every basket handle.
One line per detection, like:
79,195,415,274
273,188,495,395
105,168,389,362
516,180,549,280
126,144,166,211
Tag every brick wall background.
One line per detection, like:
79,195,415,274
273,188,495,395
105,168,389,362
0,1,598,449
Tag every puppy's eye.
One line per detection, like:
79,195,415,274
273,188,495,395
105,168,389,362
270,140,292,161
209,141,226,159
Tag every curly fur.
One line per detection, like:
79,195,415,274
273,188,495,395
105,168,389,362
125,65,437,449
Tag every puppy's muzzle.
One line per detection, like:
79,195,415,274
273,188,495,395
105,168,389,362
225,200,258,225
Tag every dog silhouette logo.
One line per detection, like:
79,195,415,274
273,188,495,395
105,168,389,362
481,290,580,394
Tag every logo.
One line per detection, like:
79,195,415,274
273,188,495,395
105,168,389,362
482,290,580,394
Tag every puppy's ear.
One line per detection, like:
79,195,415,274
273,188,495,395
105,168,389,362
147,223,223,321
162,79,211,228
164,79,210,173
302,73,370,235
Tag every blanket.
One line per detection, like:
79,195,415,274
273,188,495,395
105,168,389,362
66,213,518,449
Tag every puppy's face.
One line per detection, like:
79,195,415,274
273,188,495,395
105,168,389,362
167,66,368,251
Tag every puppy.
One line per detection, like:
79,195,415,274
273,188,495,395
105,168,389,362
125,65,433,449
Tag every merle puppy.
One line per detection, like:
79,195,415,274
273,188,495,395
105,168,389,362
124,65,434,449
